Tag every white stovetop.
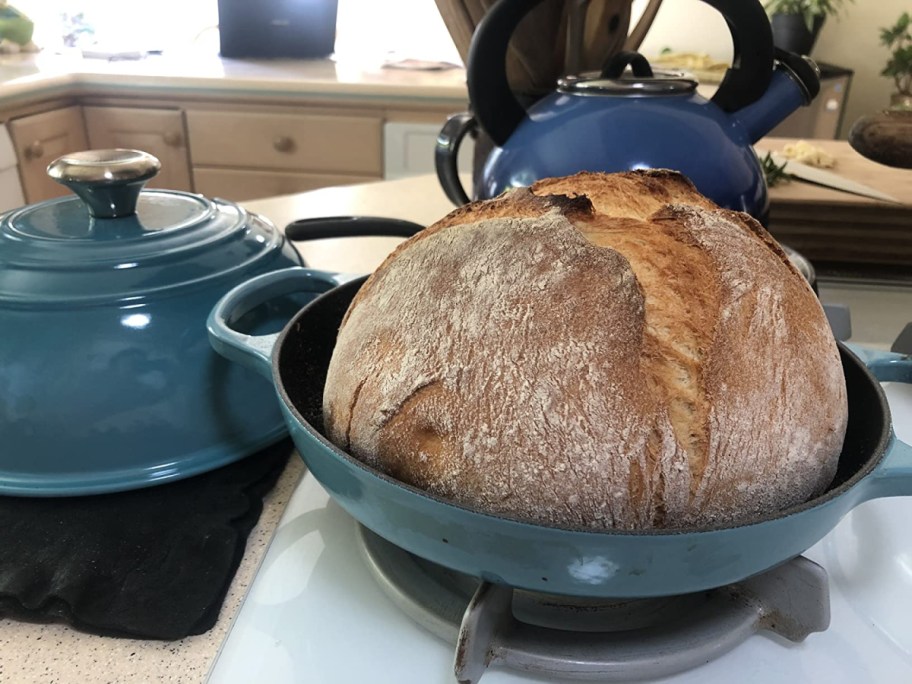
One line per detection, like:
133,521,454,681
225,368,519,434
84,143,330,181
207,384,912,684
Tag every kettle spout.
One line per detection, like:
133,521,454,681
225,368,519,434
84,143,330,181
729,56,820,143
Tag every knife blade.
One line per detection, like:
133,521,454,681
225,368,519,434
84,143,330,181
755,149,904,205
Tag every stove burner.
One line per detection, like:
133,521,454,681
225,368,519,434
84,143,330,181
357,525,830,683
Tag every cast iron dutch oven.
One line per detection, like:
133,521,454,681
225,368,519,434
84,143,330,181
0,149,306,496
208,268,912,598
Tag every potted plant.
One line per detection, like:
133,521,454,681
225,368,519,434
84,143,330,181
763,0,852,56
848,12,912,169
880,11,912,109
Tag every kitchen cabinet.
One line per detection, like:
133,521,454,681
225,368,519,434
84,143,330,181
7,106,88,203
185,109,384,201
83,106,193,192
383,120,474,180
0,57,467,204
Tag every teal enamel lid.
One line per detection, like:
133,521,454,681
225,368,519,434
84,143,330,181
0,149,289,307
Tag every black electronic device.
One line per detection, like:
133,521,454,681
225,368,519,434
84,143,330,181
217,0,338,59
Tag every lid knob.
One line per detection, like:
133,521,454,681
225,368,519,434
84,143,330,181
47,149,161,219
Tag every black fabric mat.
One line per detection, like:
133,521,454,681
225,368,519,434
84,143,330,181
0,438,293,641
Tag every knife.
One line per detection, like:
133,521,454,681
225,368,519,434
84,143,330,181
755,149,904,205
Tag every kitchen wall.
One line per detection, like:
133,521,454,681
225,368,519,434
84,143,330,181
10,0,218,52
634,0,908,138
10,0,902,139
334,0,461,63
11,0,460,63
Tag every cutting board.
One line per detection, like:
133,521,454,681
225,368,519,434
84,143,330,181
760,137,912,270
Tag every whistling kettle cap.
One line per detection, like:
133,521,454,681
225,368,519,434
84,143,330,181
0,149,286,306
557,52,697,97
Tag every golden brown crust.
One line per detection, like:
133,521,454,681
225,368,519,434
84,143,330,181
531,169,717,220
341,188,595,328
323,171,848,530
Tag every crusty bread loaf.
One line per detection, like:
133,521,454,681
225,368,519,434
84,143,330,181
322,171,848,530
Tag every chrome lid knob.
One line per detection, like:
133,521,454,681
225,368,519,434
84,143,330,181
47,149,161,219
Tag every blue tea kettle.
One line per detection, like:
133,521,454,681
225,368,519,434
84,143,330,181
436,0,820,223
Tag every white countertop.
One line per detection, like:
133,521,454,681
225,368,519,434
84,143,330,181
244,173,456,273
0,50,469,109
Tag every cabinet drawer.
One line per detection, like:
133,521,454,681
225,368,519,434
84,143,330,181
8,106,88,203
186,111,382,174
84,106,192,191
193,167,379,202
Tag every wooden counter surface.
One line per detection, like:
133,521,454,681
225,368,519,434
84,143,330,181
762,137,912,269
764,137,912,208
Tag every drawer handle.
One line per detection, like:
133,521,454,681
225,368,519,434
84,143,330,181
24,141,44,160
163,131,183,147
272,135,295,153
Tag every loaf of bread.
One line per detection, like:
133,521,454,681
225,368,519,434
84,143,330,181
322,171,848,530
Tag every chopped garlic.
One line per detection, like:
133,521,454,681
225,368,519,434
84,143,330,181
780,140,836,168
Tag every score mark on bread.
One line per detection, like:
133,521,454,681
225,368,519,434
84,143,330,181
322,171,848,531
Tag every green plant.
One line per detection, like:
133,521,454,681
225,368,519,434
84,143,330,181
881,12,912,96
763,0,852,32
760,152,791,188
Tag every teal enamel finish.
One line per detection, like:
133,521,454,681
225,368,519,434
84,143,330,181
285,361,912,597
844,345,912,500
0,191,285,305
207,267,355,380
289,414,865,596
53,176,146,219
863,434,912,500
0,187,303,496
846,344,912,383
209,278,912,597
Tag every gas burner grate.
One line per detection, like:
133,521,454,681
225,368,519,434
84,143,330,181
357,525,830,683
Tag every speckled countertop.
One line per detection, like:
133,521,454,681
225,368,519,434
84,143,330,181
0,458,305,683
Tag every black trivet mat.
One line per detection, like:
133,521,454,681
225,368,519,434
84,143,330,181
0,438,293,641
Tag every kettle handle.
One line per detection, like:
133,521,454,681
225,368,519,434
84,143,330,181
468,0,776,147
435,112,477,206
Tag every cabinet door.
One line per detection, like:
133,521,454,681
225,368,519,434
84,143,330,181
84,107,193,191
8,106,88,203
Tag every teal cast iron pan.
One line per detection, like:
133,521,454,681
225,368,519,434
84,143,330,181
208,267,912,598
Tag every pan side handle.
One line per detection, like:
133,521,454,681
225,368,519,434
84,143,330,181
207,267,352,380
865,435,912,500
848,345,912,500
850,348,912,384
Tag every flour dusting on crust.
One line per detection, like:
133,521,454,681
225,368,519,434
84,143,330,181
322,173,848,530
